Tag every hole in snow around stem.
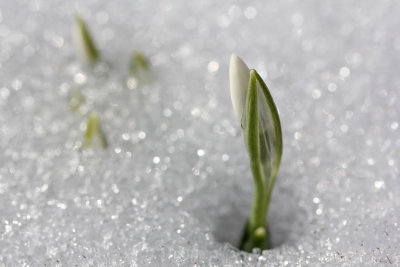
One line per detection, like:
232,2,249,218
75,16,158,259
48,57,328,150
190,171,307,251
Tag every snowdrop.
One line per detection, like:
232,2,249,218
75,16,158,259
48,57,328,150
229,54,283,252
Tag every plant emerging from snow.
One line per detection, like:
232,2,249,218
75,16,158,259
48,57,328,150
82,112,108,149
229,55,283,252
73,14,100,66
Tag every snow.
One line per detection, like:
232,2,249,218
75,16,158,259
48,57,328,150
0,0,399,266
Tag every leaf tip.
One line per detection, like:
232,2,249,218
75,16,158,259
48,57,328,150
82,111,108,149
73,14,100,66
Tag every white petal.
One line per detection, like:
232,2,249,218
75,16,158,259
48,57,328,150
229,54,250,125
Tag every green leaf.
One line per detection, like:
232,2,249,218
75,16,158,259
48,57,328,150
130,51,150,75
74,14,100,65
240,69,283,251
253,72,282,209
129,51,152,84
82,112,108,149
245,70,266,230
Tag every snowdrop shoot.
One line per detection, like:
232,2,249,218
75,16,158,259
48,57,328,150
73,14,100,66
82,112,108,149
229,54,283,252
129,51,152,84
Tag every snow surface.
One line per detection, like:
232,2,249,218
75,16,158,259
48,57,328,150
0,0,399,266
